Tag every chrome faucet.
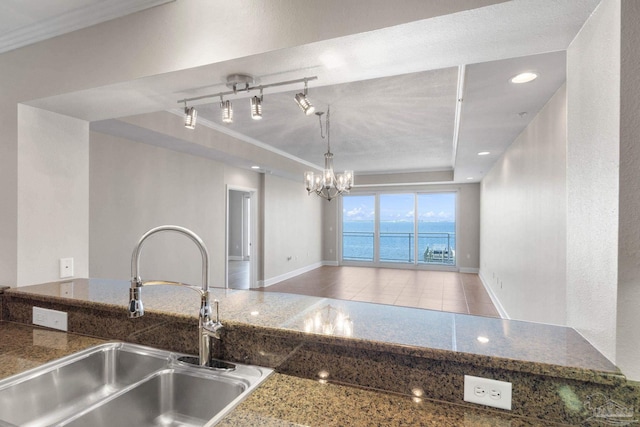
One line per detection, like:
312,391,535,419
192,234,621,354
128,225,223,367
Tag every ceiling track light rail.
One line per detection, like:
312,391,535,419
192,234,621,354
179,75,317,128
177,75,317,105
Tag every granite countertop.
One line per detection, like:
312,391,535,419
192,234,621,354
7,278,619,380
0,322,565,426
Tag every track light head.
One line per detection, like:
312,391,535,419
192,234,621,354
295,92,315,115
184,106,197,129
221,99,233,123
251,91,263,120
294,80,315,115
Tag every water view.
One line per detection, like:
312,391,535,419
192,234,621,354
342,193,456,265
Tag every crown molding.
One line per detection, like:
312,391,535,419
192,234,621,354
0,0,174,55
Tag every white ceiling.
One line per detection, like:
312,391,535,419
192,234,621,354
19,0,601,183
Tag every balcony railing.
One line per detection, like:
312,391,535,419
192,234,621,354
342,231,456,265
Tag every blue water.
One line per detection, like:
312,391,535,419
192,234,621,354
343,221,456,263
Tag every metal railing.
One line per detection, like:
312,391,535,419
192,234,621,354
341,231,374,261
342,231,456,264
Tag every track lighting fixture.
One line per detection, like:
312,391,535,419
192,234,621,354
177,75,318,127
221,97,233,124
184,103,197,129
294,80,315,116
251,89,263,120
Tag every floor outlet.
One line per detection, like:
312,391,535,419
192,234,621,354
464,375,512,410
33,307,68,331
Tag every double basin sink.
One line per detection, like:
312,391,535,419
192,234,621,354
0,342,272,427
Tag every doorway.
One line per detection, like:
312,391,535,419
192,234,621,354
226,186,257,289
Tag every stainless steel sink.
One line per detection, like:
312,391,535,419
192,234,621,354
0,342,272,427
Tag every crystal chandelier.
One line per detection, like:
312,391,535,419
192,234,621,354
303,106,354,201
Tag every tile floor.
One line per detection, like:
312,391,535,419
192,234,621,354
256,266,500,318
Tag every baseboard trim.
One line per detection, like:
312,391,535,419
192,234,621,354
478,270,509,319
459,267,479,274
322,260,339,267
263,262,324,287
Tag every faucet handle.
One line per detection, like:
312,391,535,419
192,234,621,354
214,299,220,323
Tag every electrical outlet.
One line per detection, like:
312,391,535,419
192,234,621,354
59,257,74,279
464,375,512,410
33,307,68,331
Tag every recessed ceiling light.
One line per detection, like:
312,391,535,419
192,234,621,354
251,165,260,170
466,177,474,180
477,336,490,344
477,151,490,156
510,72,538,84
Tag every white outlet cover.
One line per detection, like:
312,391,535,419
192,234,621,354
464,375,512,410
33,307,68,331
59,257,74,279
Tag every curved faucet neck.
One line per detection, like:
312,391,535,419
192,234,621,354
131,225,210,291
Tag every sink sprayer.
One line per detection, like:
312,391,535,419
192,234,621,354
128,225,224,367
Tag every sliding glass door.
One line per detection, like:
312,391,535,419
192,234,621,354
379,193,415,263
417,193,456,265
342,195,375,262
341,192,456,267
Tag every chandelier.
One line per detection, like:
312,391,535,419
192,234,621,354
303,106,354,201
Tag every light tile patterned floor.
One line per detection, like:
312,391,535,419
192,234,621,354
256,266,499,318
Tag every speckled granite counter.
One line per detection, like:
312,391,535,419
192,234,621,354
217,373,569,427
0,322,568,426
3,280,639,425
4,279,618,377
0,322,105,380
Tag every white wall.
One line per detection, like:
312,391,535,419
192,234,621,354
263,174,323,283
480,85,567,325
566,0,620,363
89,131,260,288
457,184,481,272
323,201,339,263
228,191,244,259
17,106,89,286
615,0,640,381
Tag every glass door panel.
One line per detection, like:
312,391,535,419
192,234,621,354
379,193,415,263
342,195,375,262
417,193,456,265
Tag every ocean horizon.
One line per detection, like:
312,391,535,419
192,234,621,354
342,220,456,263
